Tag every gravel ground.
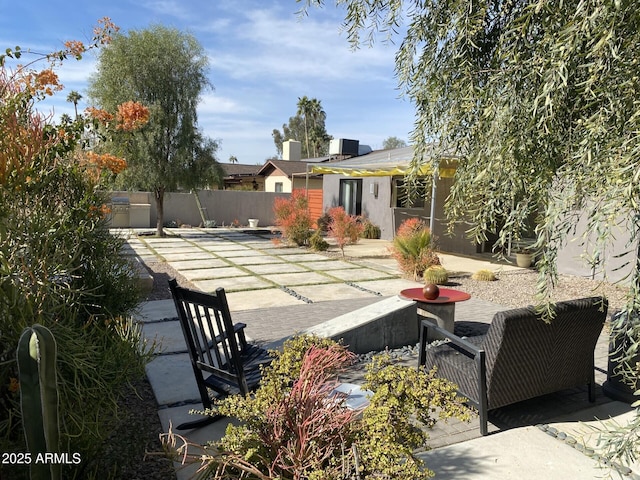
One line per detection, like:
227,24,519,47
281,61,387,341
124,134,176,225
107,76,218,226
123,252,629,480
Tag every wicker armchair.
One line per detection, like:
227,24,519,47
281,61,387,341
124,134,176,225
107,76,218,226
418,297,608,435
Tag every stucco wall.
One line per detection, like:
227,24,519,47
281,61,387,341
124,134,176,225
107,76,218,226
264,173,292,193
321,174,479,255
555,212,635,284
109,190,288,228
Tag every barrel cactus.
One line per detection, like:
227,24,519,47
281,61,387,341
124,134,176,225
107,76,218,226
422,265,449,285
471,269,497,281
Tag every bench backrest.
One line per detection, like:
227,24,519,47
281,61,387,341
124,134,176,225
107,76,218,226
169,279,249,400
482,297,607,409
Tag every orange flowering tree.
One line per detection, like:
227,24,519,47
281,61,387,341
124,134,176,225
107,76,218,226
0,20,155,478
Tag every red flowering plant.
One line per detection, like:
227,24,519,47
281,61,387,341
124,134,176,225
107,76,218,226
327,206,364,257
273,189,313,246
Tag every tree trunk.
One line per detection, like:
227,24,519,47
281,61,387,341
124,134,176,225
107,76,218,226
155,187,165,237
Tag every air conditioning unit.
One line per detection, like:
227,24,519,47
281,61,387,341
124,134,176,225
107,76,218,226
329,138,359,156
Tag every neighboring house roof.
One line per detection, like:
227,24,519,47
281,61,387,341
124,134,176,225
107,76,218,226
257,159,328,178
221,163,262,177
309,145,458,178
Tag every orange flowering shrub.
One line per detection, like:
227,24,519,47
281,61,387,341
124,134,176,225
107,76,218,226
1,20,152,475
116,100,149,131
85,106,114,123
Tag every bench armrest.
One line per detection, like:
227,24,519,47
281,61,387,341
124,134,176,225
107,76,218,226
418,318,490,435
418,319,482,364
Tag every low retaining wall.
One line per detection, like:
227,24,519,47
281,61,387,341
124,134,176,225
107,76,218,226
303,296,418,354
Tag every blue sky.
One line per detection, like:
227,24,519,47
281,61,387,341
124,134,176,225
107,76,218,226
1,0,415,164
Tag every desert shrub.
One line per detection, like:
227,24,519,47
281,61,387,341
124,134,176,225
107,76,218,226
423,265,449,285
327,206,364,257
360,217,382,239
315,211,332,232
161,335,471,480
309,229,329,251
273,189,313,246
389,218,440,280
0,28,155,479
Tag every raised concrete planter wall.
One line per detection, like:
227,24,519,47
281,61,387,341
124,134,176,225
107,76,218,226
303,296,418,354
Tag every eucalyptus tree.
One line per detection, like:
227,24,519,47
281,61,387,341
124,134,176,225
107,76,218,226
88,25,224,236
382,136,407,150
300,0,640,462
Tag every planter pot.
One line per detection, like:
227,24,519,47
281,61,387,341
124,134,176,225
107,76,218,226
603,312,640,404
515,252,533,268
248,219,259,228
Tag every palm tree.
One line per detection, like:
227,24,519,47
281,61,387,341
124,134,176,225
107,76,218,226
66,90,82,119
308,98,326,157
296,96,313,158
229,155,238,164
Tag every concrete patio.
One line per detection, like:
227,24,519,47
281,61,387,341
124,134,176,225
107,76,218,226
117,227,638,480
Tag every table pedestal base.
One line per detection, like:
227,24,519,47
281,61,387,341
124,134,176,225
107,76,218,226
417,303,455,340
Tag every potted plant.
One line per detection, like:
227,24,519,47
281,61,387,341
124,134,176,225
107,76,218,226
515,247,534,268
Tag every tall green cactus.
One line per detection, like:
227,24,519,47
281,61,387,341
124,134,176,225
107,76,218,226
17,324,61,480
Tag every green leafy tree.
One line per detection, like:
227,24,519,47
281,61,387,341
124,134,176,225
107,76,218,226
88,25,224,236
382,136,407,150
301,0,640,465
272,97,331,158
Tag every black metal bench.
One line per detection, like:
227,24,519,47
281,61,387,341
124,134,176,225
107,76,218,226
419,297,608,435
169,278,272,430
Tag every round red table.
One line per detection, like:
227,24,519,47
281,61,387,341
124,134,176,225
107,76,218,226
400,287,471,337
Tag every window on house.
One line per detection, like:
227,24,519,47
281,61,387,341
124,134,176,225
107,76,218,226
394,177,428,208
339,179,362,216
274,182,284,193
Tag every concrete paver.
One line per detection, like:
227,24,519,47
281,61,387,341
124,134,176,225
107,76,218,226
160,252,216,262
324,267,396,282
261,271,338,286
185,266,249,279
225,288,308,310
299,259,361,270
166,259,230,270
152,246,206,255
209,248,264,257
193,276,274,292
231,255,286,265
242,263,309,274
275,252,335,262
352,278,424,295
291,284,379,302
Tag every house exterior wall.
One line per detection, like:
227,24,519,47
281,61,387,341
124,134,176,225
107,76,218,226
264,173,292,193
321,174,396,240
292,177,323,190
321,174,480,255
